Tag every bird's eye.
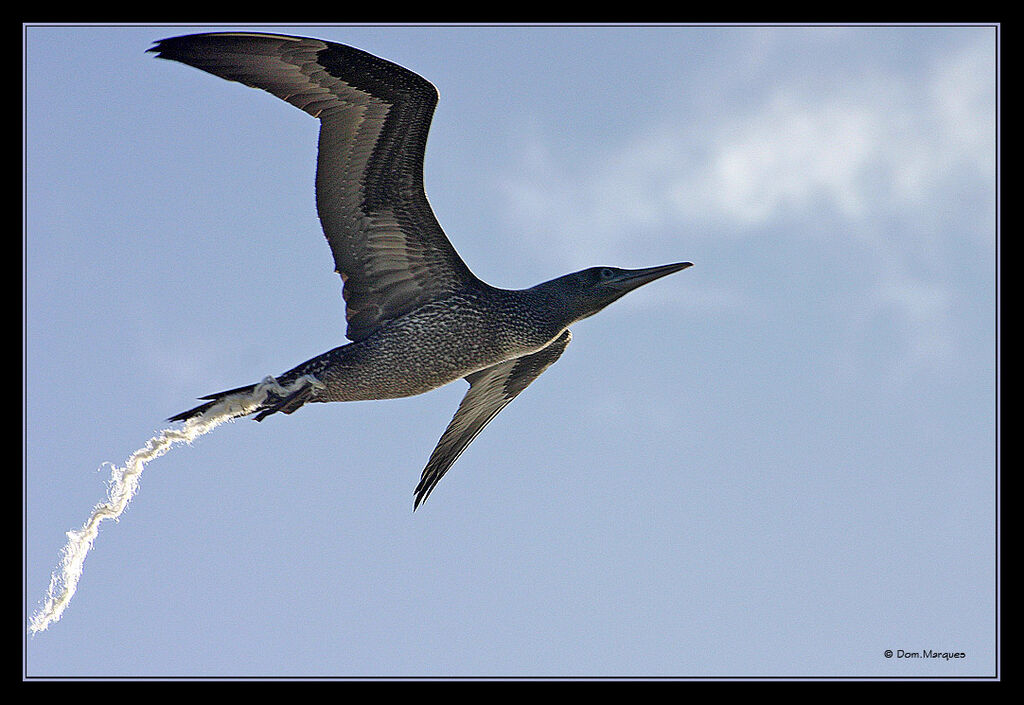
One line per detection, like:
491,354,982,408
599,268,615,280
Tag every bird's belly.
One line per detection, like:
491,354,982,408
310,303,560,403
316,343,490,401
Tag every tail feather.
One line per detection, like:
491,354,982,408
167,383,258,423
168,375,321,424
167,400,220,423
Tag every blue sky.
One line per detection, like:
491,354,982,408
24,24,997,678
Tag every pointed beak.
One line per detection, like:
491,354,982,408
609,262,693,292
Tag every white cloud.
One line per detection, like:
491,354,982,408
690,91,883,223
501,41,993,246
496,36,995,376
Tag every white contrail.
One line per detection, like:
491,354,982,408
28,374,322,634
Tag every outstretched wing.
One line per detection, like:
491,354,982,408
414,330,573,509
149,32,479,342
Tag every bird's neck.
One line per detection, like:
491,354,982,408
520,276,596,328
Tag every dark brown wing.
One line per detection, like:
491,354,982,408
413,330,573,509
149,32,479,341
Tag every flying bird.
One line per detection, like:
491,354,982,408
150,32,692,508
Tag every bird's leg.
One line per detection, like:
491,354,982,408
253,374,325,421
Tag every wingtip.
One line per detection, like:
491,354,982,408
146,36,172,55
147,41,178,61
413,484,434,511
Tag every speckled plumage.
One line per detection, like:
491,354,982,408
289,285,566,401
154,32,691,507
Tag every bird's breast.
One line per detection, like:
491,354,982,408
314,292,564,402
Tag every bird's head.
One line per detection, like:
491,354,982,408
543,262,693,324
